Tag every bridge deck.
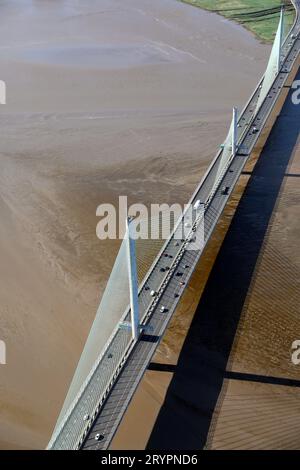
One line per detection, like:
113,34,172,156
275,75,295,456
82,30,300,453
49,0,300,451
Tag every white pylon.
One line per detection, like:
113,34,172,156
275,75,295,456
277,7,285,73
256,7,285,112
126,217,140,341
232,107,238,157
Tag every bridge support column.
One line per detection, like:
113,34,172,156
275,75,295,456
278,7,284,73
255,7,285,113
232,107,238,157
126,217,140,341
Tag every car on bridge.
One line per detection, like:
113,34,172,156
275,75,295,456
222,186,230,196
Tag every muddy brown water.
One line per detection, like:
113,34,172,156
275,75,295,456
0,0,270,449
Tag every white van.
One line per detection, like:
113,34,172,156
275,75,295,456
193,200,202,211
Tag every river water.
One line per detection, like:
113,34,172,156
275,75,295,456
0,0,269,449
